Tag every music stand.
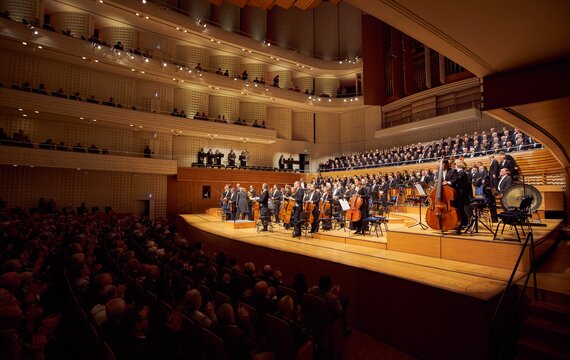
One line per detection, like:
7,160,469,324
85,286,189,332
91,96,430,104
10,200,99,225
409,183,428,230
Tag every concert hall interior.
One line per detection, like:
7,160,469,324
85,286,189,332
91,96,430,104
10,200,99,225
0,0,569,359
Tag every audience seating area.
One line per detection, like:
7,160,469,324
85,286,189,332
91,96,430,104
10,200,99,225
0,201,349,359
319,126,542,172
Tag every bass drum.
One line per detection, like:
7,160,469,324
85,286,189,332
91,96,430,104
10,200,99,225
501,184,542,212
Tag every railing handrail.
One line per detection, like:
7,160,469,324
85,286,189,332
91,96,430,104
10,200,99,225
491,230,538,359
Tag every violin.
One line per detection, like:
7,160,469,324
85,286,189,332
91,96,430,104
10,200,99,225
425,158,461,231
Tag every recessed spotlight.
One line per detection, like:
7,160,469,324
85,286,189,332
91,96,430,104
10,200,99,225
139,125,143,128
97,45,101,49
22,114,27,117
92,119,97,122
145,16,149,20
82,56,87,60
33,30,39,35
136,12,140,16
355,98,358,101
141,71,145,74
142,0,146,3
183,29,188,33
22,42,27,45
94,59,99,62
80,117,84,120
172,78,176,81
34,110,39,113
30,165,34,168
37,45,42,49
217,41,221,44
131,68,135,71
77,168,81,170
13,164,18,167
144,58,149,63
99,0,103,3
328,99,332,102
130,124,134,127
18,108,23,111
176,27,180,30
344,99,347,102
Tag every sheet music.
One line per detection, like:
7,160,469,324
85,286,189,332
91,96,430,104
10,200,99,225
414,183,426,196
339,199,350,211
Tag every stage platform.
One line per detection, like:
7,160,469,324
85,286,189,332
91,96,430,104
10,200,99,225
177,209,564,359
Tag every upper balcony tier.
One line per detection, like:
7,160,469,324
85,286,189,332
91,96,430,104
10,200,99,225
47,0,363,77
0,87,277,144
0,17,366,113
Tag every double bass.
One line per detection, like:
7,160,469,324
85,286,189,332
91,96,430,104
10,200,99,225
425,158,461,232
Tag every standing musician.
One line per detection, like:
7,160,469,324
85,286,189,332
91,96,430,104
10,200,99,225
282,184,293,229
236,186,249,220
271,185,283,223
305,184,321,233
229,186,237,220
258,183,270,231
227,150,236,167
291,181,304,238
221,184,230,220
350,178,369,234
453,162,472,232
320,186,333,230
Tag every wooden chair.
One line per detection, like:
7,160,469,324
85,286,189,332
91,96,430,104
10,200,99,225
199,327,228,360
302,293,343,360
214,291,232,308
276,285,299,306
265,314,313,360
238,301,263,341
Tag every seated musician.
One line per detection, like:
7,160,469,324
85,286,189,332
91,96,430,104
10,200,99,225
320,186,333,230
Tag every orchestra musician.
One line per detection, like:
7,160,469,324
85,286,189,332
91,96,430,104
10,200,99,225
320,186,333,230
221,184,230,220
197,148,206,166
291,181,304,238
350,178,369,234
227,150,236,167
282,184,293,229
239,151,248,167
229,186,237,220
258,183,270,231
305,184,321,233
236,186,248,220
271,185,283,223
497,167,513,195
206,149,214,166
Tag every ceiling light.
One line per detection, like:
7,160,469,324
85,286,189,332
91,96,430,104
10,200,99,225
176,27,180,30
145,16,149,20
82,56,86,60
22,42,27,45
328,99,332,102
130,124,134,127
34,110,39,113
94,59,99,62
33,30,39,35
13,164,18,167
37,45,42,49
22,114,27,117
92,119,97,122
131,68,135,71
80,117,84,119
141,71,145,74
139,125,143,128
136,12,140,16
142,0,147,3
18,108,23,111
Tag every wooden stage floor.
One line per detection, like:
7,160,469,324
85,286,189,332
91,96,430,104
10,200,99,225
179,210,562,302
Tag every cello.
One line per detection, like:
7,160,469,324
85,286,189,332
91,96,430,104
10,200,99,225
425,158,461,232
345,193,362,222
303,199,315,224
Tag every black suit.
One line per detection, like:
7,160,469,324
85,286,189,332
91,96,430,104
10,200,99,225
489,160,500,190
258,189,270,230
454,169,472,227
497,175,513,194
292,188,304,237
272,189,282,222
